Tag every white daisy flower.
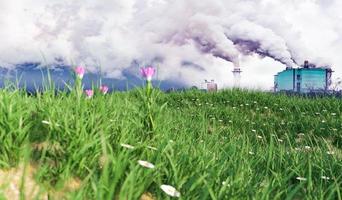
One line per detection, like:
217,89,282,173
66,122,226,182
321,176,331,180
278,139,284,142
327,151,335,155
322,120,326,123
120,143,135,149
296,177,307,181
304,146,311,150
257,135,263,139
42,120,51,125
222,181,231,187
138,160,155,169
160,185,180,198
252,129,257,133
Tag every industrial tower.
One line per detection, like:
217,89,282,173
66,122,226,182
232,67,242,87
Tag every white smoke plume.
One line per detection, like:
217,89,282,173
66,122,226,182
0,0,341,89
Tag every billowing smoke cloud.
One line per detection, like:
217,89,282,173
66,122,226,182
0,0,341,88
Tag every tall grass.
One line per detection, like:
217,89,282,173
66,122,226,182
0,86,341,199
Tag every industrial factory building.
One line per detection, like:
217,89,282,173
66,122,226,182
274,61,333,93
206,80,218,92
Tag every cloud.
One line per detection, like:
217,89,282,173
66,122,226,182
0,0,341,89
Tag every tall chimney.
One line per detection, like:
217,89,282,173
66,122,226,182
232,58,242,88
232,67,242,87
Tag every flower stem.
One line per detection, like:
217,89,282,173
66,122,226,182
146,80,152,97
146,80,154,134
75,77,83,104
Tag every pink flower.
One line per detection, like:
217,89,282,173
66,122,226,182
85,89,94,98
100,85,109,94
140,67,155,81
75,66,85,79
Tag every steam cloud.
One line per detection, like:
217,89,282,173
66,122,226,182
0,0,341,88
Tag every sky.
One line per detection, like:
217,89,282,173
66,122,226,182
0,0,341,90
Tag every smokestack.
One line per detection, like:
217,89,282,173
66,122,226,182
232,61,242,87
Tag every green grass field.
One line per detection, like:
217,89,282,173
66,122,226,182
0,88,341,199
